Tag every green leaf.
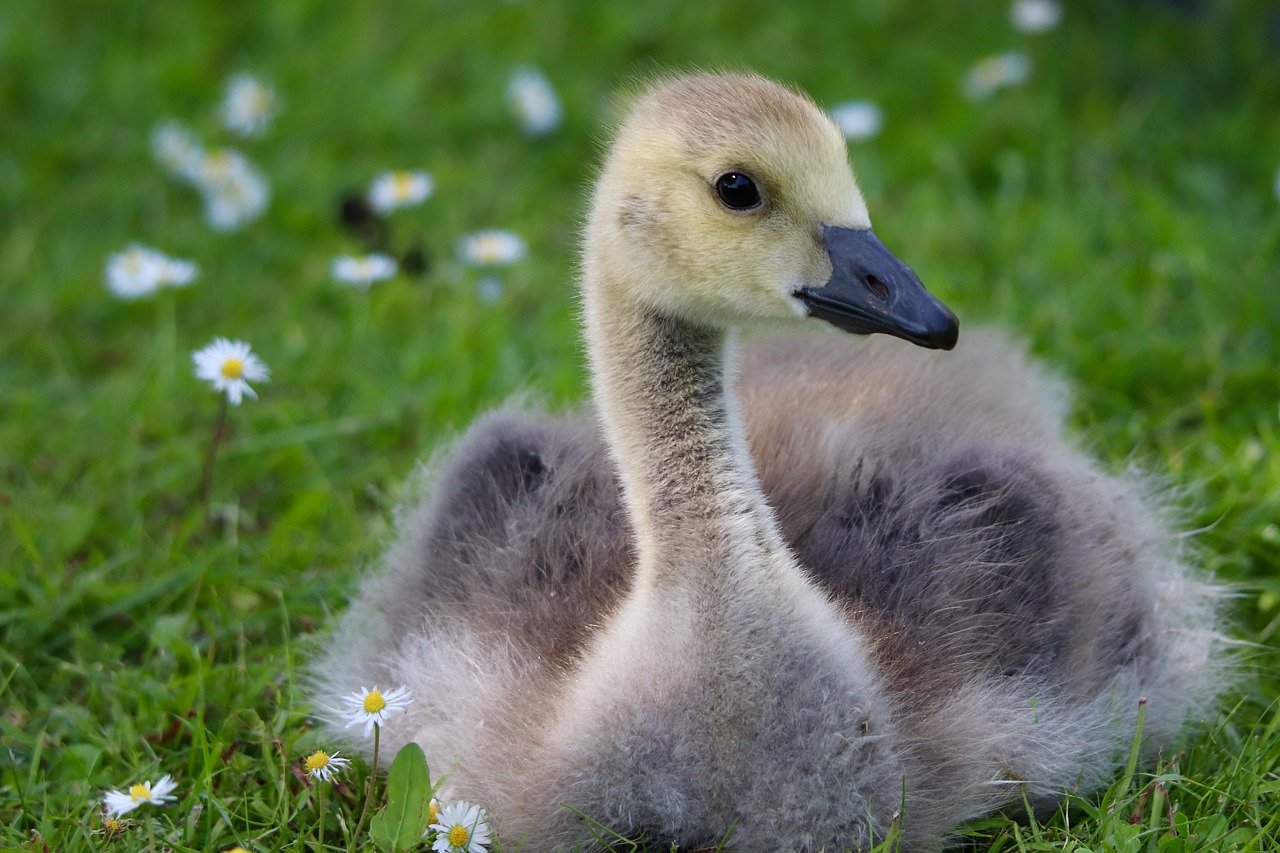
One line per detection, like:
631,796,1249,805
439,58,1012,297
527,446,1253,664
369,742,431,851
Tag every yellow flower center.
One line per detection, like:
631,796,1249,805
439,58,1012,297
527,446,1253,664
427,800,440,825
363,690,386,713
447,824,471,847
206,151,232,178
103,818,123,833
475,239,501,263
392,173,416,197
221,358,245,379
304,751,330,772
129,783,151,801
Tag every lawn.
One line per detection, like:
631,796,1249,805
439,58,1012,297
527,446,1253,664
1,0,1278,849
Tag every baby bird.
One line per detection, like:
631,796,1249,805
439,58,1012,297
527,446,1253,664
317,72,1227,850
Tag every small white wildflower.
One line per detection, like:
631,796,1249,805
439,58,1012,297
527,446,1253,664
829,101,883,142
458,230,526,267
196,147,250,188
964,52,1032,101
302,749,351,784
93,815,133,838
153,126,267,229
197,148,270,231
105,245,198,299
105,245,165,299
221,73,277,137
102,774,178,817
151,121,205,182
341,686,413,738
203,181,267,231
192,338,269,406
368,171,434,214
507,66,562,136
332,254,398,289
156,255,198,288
430,801,491,853
1011,0,1062,33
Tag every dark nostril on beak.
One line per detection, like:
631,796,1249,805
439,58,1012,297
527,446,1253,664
864,274,890,302
805,226,960,350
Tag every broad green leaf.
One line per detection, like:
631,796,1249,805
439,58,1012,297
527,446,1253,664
369,742,431,851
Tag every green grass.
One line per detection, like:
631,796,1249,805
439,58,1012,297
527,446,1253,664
2,0,1278,849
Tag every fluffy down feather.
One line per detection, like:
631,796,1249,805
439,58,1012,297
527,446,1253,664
315,329,1226,848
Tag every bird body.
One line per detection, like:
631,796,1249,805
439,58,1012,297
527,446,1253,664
317,73,1226,850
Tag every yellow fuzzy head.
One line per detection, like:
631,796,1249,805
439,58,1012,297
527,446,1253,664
585,72,870,327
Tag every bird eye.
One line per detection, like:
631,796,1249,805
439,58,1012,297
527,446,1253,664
714,172,762,211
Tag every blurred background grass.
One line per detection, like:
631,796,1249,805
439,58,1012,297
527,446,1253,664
1,0,1278,849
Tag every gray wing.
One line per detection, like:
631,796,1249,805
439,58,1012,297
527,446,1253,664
369,408,634,668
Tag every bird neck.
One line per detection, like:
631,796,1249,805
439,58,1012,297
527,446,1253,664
584,285,787,591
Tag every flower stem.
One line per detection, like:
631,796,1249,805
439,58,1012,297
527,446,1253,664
351,724,380,849
316,782,326,850
199,395,230,517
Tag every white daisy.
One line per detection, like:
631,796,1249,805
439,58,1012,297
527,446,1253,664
102,774,178,817
105,245,165,299
829,100,883,142
197,148,270,231
458,230,526,267
93,815,132,838
332,254,398,289
302,749,351,784
1011,0,1062,33
105,245,198,299
221,73,277,137
192,338,269,406
153,126,267,230
963,52,1032,101
203,180,268,231
507,66,562,136
157,255,198,288
195,147,250,189
151,121,205,182
341,686,413,738
430,801,491,853
368,171,434,214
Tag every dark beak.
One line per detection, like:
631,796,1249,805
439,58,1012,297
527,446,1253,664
794,226,958,350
